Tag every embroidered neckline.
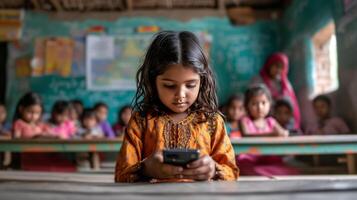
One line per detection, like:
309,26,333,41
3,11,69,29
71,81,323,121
162,112,196,149
162,112,196,125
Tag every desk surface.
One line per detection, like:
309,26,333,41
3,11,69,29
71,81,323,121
0,171,357,200
1,135,357,155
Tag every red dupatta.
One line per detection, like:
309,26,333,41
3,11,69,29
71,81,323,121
260,53,301,129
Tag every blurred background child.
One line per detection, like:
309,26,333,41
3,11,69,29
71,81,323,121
241,85,288,137
273,98,301,135
0,103,11,168
224,94,245,139
112,105,132,139
306,95,350,135
13,92,52,139
77,108,104,139
48,100,76,139
94,102,115,139
0,103,11,137
238,85,298,176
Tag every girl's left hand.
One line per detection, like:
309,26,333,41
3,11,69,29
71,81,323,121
181,155,216,181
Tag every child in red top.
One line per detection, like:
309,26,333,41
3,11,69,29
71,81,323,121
112,105,132,139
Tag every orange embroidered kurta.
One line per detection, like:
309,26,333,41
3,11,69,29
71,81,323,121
115,111,239,182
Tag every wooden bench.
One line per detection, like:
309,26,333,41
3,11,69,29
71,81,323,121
1,135,357,173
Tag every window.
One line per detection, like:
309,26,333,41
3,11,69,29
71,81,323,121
312,22,338,96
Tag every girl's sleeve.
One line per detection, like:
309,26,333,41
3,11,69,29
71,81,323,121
114,112,145,182
210,114,239,181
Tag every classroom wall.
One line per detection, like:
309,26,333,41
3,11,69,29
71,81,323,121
6,11,280,123
282,0,357,131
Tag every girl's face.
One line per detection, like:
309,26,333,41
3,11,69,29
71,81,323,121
313,100,330,119
274,105,292,126
0,105,7,123
53,111,69,125
83,117,97,129
227,100,245,121
121,108,132,125
69,108,78,121
247,94,271,119
156,64,200,114
96,106,108,122
21,105,42,123
269,61,283,80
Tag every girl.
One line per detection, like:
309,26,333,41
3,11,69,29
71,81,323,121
225,94,245,139
306,95,350,135
112,105,132,139
94,102,115,139
115,31,238,183
13,92,52,139
238,85,298,176
77,108,104,139
251,53,301,129
0,103,11,136
49,100,76,139
0,103,11,168
241,84,288,137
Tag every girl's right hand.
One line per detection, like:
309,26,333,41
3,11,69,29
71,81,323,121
142,151,184,179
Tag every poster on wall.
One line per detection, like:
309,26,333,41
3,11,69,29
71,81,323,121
86,32,212,91
86,34,152,90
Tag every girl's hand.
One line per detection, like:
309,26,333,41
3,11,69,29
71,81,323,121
142,151,184,179
181,155,216,181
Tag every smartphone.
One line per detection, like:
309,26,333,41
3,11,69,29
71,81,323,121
163,148,200,166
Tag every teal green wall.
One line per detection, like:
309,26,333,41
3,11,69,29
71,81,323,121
282,0,357,131
6,12,279,123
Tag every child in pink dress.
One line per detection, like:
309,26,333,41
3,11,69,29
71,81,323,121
238,84,299,176
49,100,76,139
13,92,52,139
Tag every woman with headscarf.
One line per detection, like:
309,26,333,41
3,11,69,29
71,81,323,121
251,52,301,129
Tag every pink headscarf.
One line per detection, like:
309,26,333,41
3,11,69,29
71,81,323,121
260,53,301,129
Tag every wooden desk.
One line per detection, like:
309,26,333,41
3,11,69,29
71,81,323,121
1,171,357,200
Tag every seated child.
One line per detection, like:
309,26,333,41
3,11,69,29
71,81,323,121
0,103,11,137
77,109,104,139
77,108,104,170
68,101,81,130
240,85,289,137
224,94,245,139
13,92,52,139
115,31,238,182
70,99,84,117
94,102,115,139
49,100,76,139
306,95,350,135
273,98,301,135
238,85,298,176
0,103,11,168
112,105,132,139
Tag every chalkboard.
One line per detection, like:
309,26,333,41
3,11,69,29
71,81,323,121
6,12,279,122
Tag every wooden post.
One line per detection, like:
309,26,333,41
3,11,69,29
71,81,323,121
346,154,356,174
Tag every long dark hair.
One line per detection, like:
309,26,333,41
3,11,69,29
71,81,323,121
13,92,43,122
133,31,218,116
117,105,132,126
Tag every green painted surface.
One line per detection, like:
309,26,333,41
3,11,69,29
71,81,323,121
1,140,357,155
